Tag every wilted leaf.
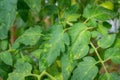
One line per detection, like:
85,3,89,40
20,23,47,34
7,60,32,80
0,0,17,39
39,24,70,72
68,23,91,59
104,48,120,64
0,51,13,65
71,56,98,80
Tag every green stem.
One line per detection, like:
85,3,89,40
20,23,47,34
39,70,56,80
66,22,73,26
83,18,90,24
103,58,111,63
29,70,56,80
90,42,108,74
63,27,71,32
44,71,56,80
28,74,40,79
87,27,95,30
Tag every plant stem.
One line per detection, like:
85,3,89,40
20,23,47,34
90,42,108,73
28,74,40,79
29,70,56,80
39,70,56,80
44,71,56,80
83,18,90,24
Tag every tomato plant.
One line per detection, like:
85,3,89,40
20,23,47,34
0,0,120,80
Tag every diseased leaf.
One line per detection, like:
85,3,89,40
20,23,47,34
61,53,76,80
0,0,17,39
0,51,13,66
83,4,116,21
12,26,42,49
104,48,120,64
24,0,41,13
71,56,98,80
7,60,32,80
68,23,91,59
39,24,70,72
99,73,120,80
97,34,116,49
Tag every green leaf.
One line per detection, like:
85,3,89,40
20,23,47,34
97,24,108,35
62,11,80,24
71,56,98,80
0,0,17,39
0,51,13,65
43,5,59,16
17,0,30,22
0,39,8,50
58,0,71,9
65,14,80,22
83,4,116,21
24,0,41,13
68,23,91,59
97,34,116,49
31,49,41,59
8,60,32,80
86,19,97,27
64,4,79,14
91,31,101,39
61,5,80,24
114,38,120,48
61,53,76,80
99,73,120,80
12,26,42,49
39,24,70,72
104,48,120,64
96,23,116,48
0,68,8,80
